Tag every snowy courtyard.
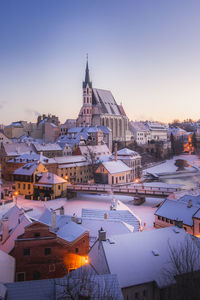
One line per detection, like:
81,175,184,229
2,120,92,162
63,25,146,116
8,192,162,230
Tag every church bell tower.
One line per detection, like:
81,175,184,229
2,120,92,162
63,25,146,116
77,56,93,126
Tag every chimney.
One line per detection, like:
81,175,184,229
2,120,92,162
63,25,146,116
71,213,77,223
175,219,183,228
98,227,106,241
114,143,117,161
60,206,64,215
104,212,108,219
1,217,9,242
39,151,43,162
187,200,192,208
51,210,56,231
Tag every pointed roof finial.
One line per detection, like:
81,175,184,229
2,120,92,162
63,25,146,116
83,54,92,88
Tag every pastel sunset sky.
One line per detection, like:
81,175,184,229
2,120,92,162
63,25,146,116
1,0,200,124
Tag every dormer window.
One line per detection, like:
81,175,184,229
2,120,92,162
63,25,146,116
34,232,40,238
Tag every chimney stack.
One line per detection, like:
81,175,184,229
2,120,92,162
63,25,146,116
187,200,192,208
71,213,77,223
1,217,9,242
60,206,64,215
39,151,43,162
98,227,106,241
51,210,56,231
175,219,183,228
114,143,117,161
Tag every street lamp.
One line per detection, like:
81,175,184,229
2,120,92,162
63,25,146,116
14,191,19,204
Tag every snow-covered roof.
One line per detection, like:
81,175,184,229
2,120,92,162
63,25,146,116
82,208,140,231
79,144,111,157
168,127,188,136
155,199,199,226
116,148,141,157
58,161,89,169
102,160,131,174
89,227,199,288
80,217,134,246
6,122,23,128
37,209,87,242
68,127,83,133
177,194,200,206
146,121,168,131
34,143,62,152
2,142,34,157
6,278,55,300
37,172,67,185
8,153,56,164
0,132,11,143
13,161,42,176
54,155,86,164
5,267,123,300
130,121,150,132
0,250,15,283
92,88,121,116
0,205,32,253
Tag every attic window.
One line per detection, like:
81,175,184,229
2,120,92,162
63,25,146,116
152,250,159,256
34,232,40,238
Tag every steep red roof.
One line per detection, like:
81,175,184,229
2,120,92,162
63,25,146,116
118,105,127,117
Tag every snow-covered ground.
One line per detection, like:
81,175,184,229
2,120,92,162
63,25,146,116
143,154,200,175
5,192,161,230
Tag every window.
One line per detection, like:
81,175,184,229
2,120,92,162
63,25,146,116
143,290,147,297
28,184,30,190
44,247,51,255
158,216,161,220
18,183,20,188
23,184,25,190
34,232,40,238
33,271,41,280
49,264,55,272
170,220,173,224
58,185,61,190
17,272,25,281
75,247,79,253
23,248,30,256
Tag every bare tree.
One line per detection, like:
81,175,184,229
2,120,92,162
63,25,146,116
161,235,200,300
55,265,117,300
86,146,98,180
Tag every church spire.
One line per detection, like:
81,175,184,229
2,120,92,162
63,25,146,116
83,54,92,88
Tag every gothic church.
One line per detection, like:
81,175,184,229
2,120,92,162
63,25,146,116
77,60,129,141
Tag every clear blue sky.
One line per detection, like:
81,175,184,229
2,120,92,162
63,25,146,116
1,0,200,124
